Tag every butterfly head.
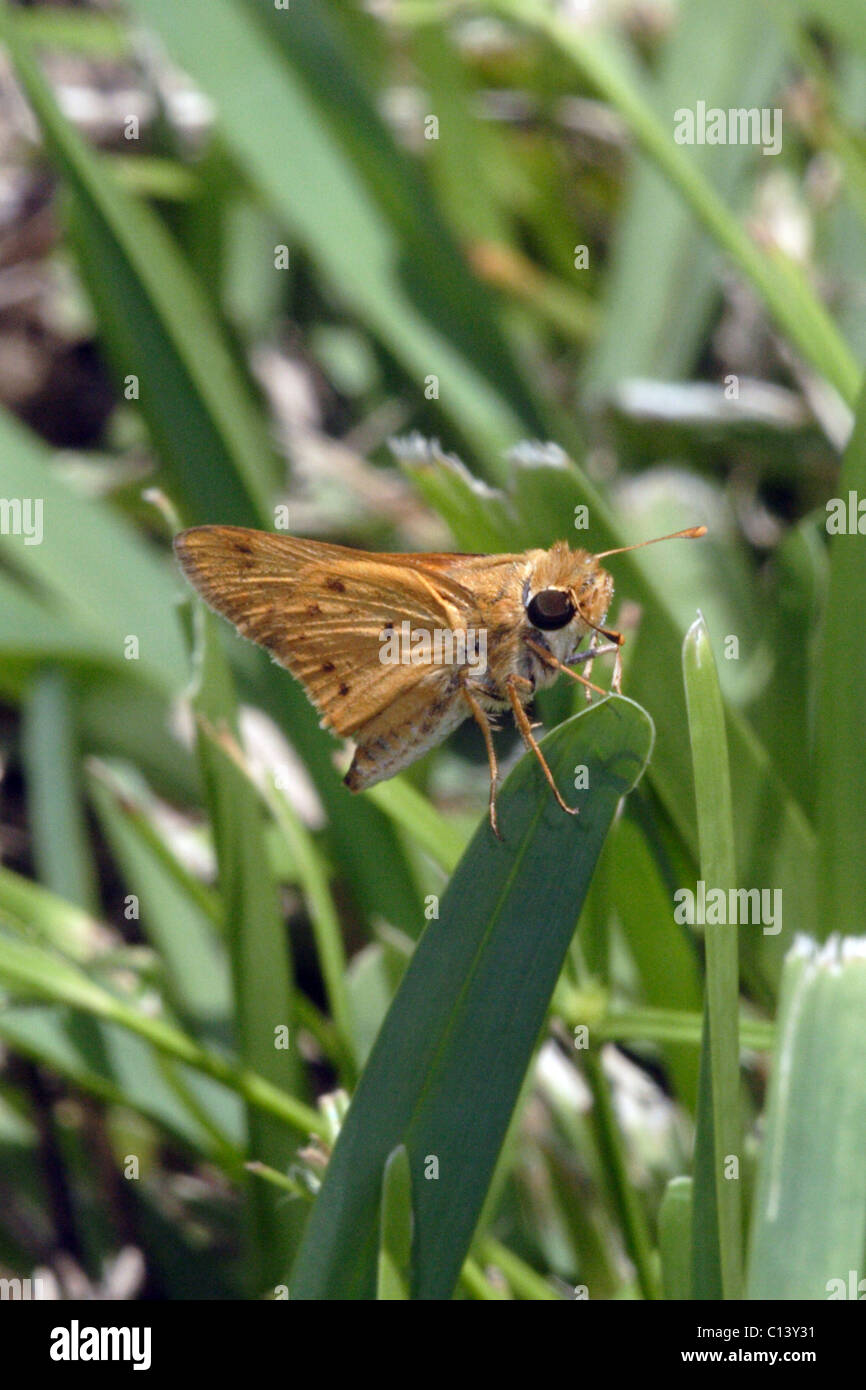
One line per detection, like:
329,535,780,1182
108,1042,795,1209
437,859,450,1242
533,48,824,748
523,542,613,660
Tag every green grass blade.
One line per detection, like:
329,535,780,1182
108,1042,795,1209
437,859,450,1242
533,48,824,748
0,928,321,1140
377,1146,413,1300
690,1023,722,1300
10,6,127,54
483,0,860,406
0,867,109,964
86,762,222,928
607,815,702,1109
0,1003,242,1161
0,5,277,525
260,787,356,1078
128,0,544,472
815,380,866,937
660,1177,693,1300
21,671,99,913
191,609,304,1288
476,1237,562,1301
240,638,428,932
747,936,866,1299
458,1258,510,1301
595,1006,772,1054
203,723,357,1079
683,615,742,1299
87,771,233,1040
290,696,654,1299
0,407,185,691
365,778,467,877
585,0,786,390
583,1050,661,1300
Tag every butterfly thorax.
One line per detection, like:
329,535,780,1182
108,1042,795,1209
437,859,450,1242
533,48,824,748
467,545,613,706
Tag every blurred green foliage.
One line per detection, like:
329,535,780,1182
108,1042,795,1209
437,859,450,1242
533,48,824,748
0,0,863,1300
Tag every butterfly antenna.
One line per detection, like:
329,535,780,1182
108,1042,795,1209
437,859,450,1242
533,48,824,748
594,525,706,561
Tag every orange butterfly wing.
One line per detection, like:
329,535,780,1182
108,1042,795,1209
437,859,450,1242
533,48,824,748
174,526,486,740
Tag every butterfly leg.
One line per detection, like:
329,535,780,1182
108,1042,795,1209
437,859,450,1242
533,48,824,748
612,643,624,694
569,637,620,702
525,636,608,699
461,683,502,838
574,632,598,703
505,674,578,817
591,627,625,694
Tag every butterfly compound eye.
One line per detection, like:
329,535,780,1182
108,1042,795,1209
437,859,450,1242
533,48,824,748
526,588,576,631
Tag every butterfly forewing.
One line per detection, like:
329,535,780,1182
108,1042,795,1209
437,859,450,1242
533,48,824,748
174,526,484,738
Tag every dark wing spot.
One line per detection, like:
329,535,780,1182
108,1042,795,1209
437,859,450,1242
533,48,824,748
306,602,322,617
382,620,394,630
325,577,346,593
338,682,350,696
234,542,253,556
321,661,336,673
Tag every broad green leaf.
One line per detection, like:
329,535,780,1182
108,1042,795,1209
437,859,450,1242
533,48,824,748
11,6,127,54
0,574,120,697
290,696,654,1300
